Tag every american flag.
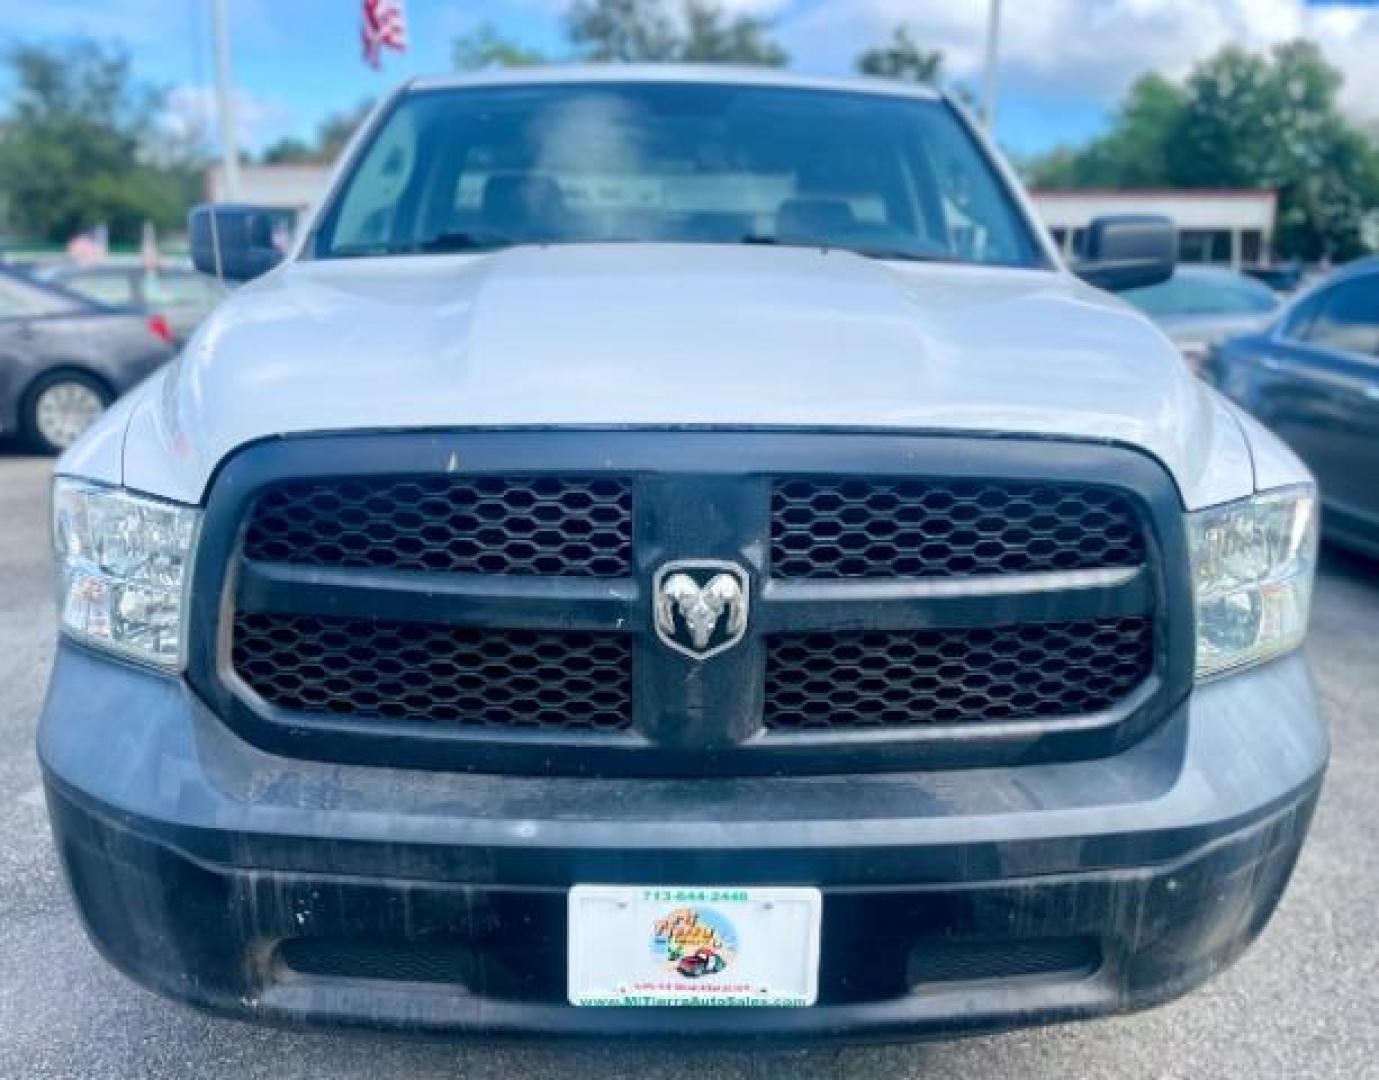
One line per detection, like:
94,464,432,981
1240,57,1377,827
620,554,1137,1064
362,0,407,69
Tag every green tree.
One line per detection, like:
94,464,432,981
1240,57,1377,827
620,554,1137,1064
259,100,375,166
453,23,548,70
1168,41,1379,259
1022,145,1080,189
260,136,315,165
1027,73,1185,189
316,100,376,161
0,41,192,244
1026,40,1379,260
566,0,787,65
567,0,680,62
677,0,788,66
856,27,944,84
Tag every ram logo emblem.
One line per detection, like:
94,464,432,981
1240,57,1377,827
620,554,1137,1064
653,561,750,661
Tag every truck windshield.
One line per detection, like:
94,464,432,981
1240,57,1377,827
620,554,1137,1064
313,81,1045,269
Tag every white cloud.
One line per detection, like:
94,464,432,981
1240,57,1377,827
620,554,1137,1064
160,84,298,154
782,0,1379,124
713,0,795,14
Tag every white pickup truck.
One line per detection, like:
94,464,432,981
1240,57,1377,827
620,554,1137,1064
41,67,1324,1040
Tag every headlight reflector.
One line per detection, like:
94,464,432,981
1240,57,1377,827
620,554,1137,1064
1190,484,1317,679
53,479,201,668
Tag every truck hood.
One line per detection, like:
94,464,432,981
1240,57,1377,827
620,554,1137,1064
112,244,1252,508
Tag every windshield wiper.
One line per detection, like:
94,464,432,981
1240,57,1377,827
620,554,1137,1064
418,230,515,253
736,235,951,264
326,231,516,259
331,232,951,263
846,246,951,265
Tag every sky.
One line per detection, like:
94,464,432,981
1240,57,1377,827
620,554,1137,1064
7,0,1379,159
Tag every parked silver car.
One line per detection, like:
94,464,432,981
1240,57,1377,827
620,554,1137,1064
38,265,226,347
0,267,174,452
1122,265,1281,369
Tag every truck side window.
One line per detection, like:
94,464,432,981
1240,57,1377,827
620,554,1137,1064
333,106,420,249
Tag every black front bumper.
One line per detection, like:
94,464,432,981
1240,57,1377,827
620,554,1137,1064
40,643,1325,1043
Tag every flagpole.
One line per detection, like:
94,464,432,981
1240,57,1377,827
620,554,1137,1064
211,0,241,200
981,0,1002,131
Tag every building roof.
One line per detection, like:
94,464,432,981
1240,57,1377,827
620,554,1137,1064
1031,189,1276,201
1030,189,1278,233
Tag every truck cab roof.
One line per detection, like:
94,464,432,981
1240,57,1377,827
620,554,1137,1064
407,63,945,102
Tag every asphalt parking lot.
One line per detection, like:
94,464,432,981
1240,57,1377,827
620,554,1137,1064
1,450,1377,1079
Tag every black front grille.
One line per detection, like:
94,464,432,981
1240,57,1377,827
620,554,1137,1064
771,479,1145,579
201,433,1185,776
243,475,633,577
764,618,1153,731
232,613,634,732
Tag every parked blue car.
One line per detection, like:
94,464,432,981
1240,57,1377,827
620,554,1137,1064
1206,257,1379,558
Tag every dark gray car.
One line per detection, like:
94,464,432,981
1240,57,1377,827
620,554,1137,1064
1206,256,1379,557
0,267,174,453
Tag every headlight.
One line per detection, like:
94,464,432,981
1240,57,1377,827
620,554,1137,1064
1190,484,1318,680
52,479,201,669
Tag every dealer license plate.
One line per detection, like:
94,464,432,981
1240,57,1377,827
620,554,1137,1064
568,885,822,1007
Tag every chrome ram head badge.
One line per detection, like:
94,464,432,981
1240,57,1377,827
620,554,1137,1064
653,560,750,661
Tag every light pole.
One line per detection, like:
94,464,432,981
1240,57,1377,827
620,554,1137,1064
981,0,1002,131
211,0,241,200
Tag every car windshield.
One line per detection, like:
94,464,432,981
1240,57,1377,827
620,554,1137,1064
313,81,1045,269
1123,271,1280,318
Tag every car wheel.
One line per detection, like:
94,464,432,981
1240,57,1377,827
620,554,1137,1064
21,372,112,455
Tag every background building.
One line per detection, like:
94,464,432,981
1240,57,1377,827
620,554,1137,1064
207,163,331,217
1031,189,1278,269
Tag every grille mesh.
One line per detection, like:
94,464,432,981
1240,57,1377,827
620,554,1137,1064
225,462,1162,754
275,937,562,1000
906,938,1101,986
771,479,1145,579
243,475,633,577
277,939,482,985
232,613,633,731
764,618,1153,730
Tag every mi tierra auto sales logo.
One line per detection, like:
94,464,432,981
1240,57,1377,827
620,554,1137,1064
651,906,738,979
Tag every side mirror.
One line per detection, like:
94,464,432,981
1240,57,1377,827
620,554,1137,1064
188,204,288,283
1074,214,1176,292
